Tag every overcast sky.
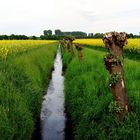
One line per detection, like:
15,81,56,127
0,0,140,35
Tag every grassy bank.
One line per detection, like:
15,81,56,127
0,42,57,140
63,46,140,140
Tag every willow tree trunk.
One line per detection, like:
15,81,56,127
67,40,75,57
75,43,83,62
103,32,128,117
60,40,66,52
64,36,75,57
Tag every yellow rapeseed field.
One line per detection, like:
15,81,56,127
0,40,56,59
74,39,140,50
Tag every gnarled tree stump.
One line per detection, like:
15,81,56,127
75,43,83,62
103,32,128,117
64,36,75,57
60,40,66,52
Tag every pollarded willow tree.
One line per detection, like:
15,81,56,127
60,39,66,52
64,35,75,57
75,43,83,62
103,32,128,117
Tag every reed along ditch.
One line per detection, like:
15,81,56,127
39,48,68,140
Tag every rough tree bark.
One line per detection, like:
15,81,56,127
103,32,128,117
60,40,66,52
75,43,83,62
64,36,75,57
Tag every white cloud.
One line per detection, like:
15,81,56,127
0,0,140,35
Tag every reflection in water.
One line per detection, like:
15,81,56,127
41,49,66,140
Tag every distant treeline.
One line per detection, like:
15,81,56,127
0,30,139,40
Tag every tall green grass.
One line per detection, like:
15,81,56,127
0,42,57,140
63,46,140,140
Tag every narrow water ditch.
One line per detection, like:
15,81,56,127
40,48,66,140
